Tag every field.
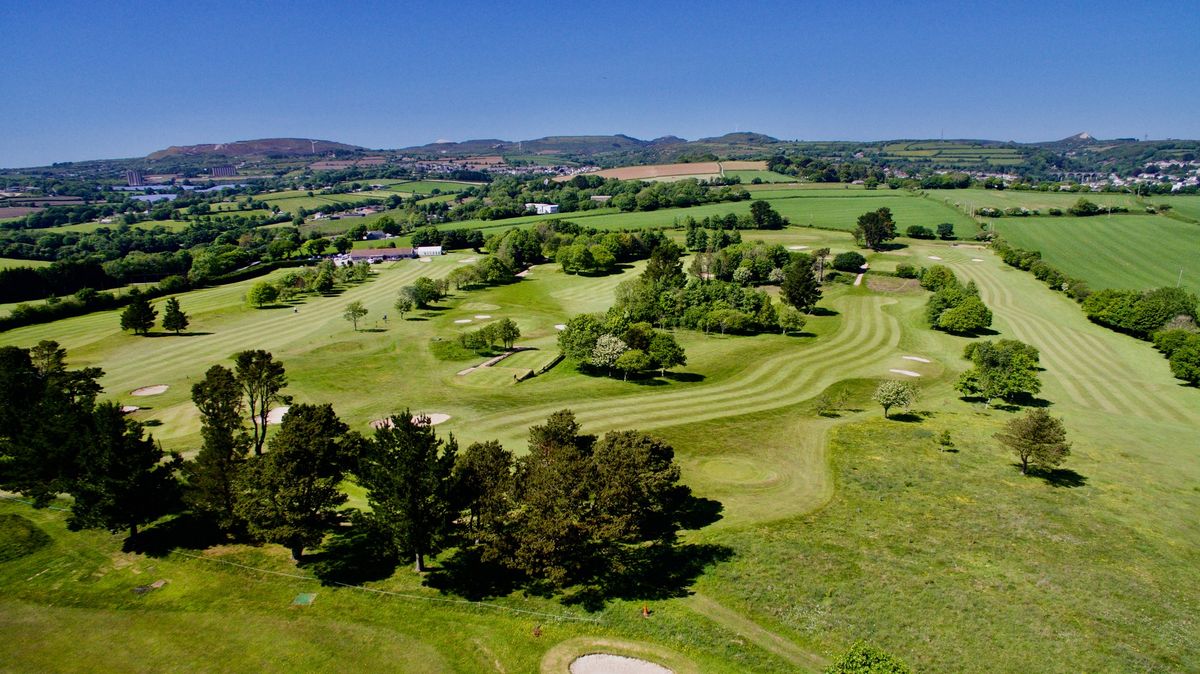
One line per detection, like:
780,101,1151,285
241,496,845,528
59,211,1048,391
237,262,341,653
2,191,1199,672
879,141,1025,167
565,161,768,183
990,214,1200,293
36,219,194,234
929,188,1145,216
723,170,797,183
0,257,51,269
260,189,387,213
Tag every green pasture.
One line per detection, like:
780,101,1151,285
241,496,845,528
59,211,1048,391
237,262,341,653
39,219,193,234
2,228,1198,671
723,170,797,183
930,188,1145,216
992,214,1200,293
1155,194,1200,222
0,257,51,269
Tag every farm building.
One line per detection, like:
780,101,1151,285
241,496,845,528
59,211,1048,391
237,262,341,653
524,202,559,214
347,247,415,263
416,245,444,256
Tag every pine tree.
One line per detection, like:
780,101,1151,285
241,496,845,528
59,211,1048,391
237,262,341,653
120,292,157,335
233,350,290,456
161,297,189,334
185,365,248,532
781,258,822,313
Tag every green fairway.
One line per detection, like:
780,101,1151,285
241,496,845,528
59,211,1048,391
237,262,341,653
1,228,1197,672
992,214,1200,293
0,257,50,269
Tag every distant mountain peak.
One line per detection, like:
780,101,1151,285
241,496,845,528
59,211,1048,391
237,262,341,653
146,138,362,160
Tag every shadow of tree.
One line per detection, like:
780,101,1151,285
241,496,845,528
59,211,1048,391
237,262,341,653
886,412,923,423
302,516,400,586
563,542,735,611
123,513,228,557
1026,466,1088,488
425,545,523,600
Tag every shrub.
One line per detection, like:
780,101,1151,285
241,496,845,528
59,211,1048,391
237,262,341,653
905,225,934,239
832,251,867,272
895,263,918,279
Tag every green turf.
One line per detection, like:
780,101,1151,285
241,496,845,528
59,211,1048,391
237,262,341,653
927,188,1144,217
723,170,797,183
0,257,51,269
991,214,1200,293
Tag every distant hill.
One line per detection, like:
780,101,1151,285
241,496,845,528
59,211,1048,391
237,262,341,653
146,138,363,160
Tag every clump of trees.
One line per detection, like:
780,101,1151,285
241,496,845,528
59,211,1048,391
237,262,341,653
955,339,1041,406
557,316,686,379
1081,286,1198,339
921,265,993,334
459,319,522,354
1153,319,1200,385
399,276,449,310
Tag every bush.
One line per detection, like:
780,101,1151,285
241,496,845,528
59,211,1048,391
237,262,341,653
905,225,934,239
832,251,867,272
895,263,918,279
825,641,912,674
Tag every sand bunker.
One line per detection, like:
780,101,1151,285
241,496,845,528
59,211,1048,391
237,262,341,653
570,654,672,674
413,413,451,426
554,324,567,330
458,257,477,263
927,255,943,261
266,406,290,425
453,319,472,324
419,257,432,262
903,356,931,363
130,385,168,396
787,245,809,250
972,258,984,262
516,269,531,278
474,314,492,319
120,405,140,413
889,369,921,377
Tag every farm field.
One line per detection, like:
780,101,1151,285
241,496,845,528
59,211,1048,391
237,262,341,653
1,231,1197,672
564,161,769,182
724,170,796,183
993,214,1200,293
929,188,1145,215
385,180,479,194
38,219,194,233
878,141,1025,166
260,190,386,213
1157,194,1200,222
0,256,51,269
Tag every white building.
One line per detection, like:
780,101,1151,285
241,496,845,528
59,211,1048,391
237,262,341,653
524,202,559,215
416,245,444,257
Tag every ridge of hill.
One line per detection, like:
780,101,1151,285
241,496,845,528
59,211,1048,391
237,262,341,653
146,138,363,160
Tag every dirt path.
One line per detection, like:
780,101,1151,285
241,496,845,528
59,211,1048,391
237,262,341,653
685,594,826,672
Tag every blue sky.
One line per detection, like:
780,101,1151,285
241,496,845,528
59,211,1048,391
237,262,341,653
2,0,1197,167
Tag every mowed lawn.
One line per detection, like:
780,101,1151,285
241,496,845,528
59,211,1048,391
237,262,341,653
927,188,1143,215
0,257,51,269
993,214,1200,293
1,232,1198,671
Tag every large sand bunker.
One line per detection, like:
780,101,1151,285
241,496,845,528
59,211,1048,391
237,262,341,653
370,413,451,429
903,356,931,363
130,385,168,396
266,406,290,424
889,369,921,377
570,654,673,674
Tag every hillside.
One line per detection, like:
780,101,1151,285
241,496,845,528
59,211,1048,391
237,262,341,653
146,138,363,160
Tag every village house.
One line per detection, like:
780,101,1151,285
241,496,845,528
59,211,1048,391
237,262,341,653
524,202,559,214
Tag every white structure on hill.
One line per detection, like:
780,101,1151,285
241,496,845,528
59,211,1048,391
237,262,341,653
524,202,559,215
416,245,444,257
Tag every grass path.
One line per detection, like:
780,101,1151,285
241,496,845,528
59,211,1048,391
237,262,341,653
686,594,826,671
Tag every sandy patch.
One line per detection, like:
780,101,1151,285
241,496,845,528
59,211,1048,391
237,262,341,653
516,269,531,278
972,258,984,262
554,324,567,330
459,257,477,263
853,273,864,286
130,385,168,396
120,405,140,413
570,654,673,674
419,257,432,262
889,369,921,377
413,413,451,426
454,319,472,324
860,262,869,270
266,406,290,425
903,356,932,363
474,314,492,319
927,255,943,261
787,245,809,250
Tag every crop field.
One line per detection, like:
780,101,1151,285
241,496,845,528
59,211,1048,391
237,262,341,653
386,180,479,194
2,195,1198,672
38,219,194,234
879,141,1025,166
260,190,386,213
991,214,1200,293
930,188,1145,216
0,256,51,269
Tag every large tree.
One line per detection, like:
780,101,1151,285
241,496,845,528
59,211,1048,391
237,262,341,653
120,291,157,335
495,318,521,349
955,339,1041,406
995,408,1070,474
357,411,458,572
853,207,897,251
780,258,822,313
246,281,278,308
185,365,249,532
161,297,189,334
453,440,514,541
235,403,358,560
233,350,290,455
647,332,687,376
591,430,690,546
68,402,181,540
873,380,918,418
343,300,368,331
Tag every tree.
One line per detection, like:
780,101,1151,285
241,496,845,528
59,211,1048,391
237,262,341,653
937,295,993,333
936,222,956,240
357,410,458,572
161,297,189,334
614,348,652,380
402,277,440,308
590,334,628,372
334,236,353,255
1168,336,1200,385
185,365,248,532
853,207,897,251
778,306,807,335
832,251,867,272
495,318,521,349
872,380,918,418
781,258,822,312
453,440,514,540
313,269,335,293
235,403,358,560
343,300,368,331
825,641,912,674
302,237,327,257
995,408,1070,474
68,402,181,540
813,247,831,282
233,350,290,456
647,332,687,376
120,292,157,335
749,200,785,229
591,430,690,545
955,339,1041,406
558,314,605,362
394,296,414,319
246,281,278,308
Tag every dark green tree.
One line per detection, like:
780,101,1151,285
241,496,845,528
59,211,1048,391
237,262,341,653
647,332,687,376
853,207,897,251
453,440,514,541
358,411,459,572
781,258,822,313
495,318,521,349
120,291,157,335
825,641,912,674
233,350,290,456
185,365,248,532
955,339,1041,406
235,403,358,560
591,430,690,546
161,297,189,334
68,402,181,540
995,408,1071,474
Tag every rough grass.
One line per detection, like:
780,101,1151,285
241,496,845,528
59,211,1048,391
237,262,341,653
0,256,51,269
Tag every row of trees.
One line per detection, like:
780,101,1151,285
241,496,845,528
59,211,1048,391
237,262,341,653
459,318,522,354
557,317,687,379
119,292,189,335
920,265,994,334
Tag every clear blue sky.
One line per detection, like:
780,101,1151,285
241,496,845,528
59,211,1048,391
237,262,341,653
2,0,1198,167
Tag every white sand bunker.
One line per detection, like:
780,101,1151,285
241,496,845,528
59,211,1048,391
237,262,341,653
927,255,943,260
419,257,432,262
120,405,140,413
516,269,531,278
130,385,168,396
454,318,473,324
474,314,492,319
570,654,673,674
458,257,477,263
266,406,290,425
787,245,809,250
972,258,984,262
413,413,451,426
890,369,922,377
554,324,567,330
903,356,931,363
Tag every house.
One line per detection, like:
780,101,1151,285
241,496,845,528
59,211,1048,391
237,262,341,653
363,230,390,240
416,245,444,257
348,247,415,263
524,202,560,215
